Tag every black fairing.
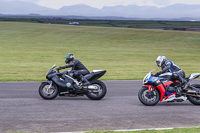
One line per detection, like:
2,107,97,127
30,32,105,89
51,75,74,90
85,70,106,81
46,72,56,80
46,66,56,79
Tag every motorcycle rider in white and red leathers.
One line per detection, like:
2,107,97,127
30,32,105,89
155,55,187,96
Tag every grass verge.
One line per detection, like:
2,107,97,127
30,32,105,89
87,127,200,133
0,22,200,81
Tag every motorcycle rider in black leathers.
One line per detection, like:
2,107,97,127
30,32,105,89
58,53,90,86
155,55,187,96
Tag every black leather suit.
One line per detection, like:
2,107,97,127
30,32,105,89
62,59,90,80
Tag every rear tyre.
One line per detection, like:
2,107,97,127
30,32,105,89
188,84,200,105
86,80,107,100
39,82,58,100
138,87,160,106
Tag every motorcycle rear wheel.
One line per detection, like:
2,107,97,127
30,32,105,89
39,82,58,100
188,84,200,105
138,87,160,106
86,80,107,100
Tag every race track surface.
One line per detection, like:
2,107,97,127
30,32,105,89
0,80,200,132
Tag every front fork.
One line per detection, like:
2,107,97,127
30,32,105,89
42,80,53,93
144,85,154,92
47,82,52,89
144,85,165,101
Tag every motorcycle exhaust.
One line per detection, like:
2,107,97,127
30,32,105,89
82,85,99,90
82,85,99,93
186,90,200,97
187,90,197,94
88,85,99,90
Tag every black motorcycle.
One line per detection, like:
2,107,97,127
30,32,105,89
39,64,107,100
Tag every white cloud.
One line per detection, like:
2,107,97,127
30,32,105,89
7,0,39,2
36,0,157,9
172,0,200,5
35,0,200,9
153,0,171,6
37,0,129,9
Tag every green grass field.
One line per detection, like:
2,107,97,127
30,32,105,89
0,22,200,81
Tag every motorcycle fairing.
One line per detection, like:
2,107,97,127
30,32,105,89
155,84,166,101
85,70,106,81
145,80,174,101
186,73,200,81
148,76,160,83
145,83,169,101
159,72,172,79
51,75,74,90
159,81,174,101
162,93,176,102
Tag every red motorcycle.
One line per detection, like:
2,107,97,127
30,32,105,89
138,69,200,106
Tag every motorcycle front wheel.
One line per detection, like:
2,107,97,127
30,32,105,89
39,82,58,100
138,86,160,106
188,84,200,105
86,80,107,100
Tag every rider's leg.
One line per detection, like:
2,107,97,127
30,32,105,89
176,70,188,89
172,71,185,96
74,71,90,86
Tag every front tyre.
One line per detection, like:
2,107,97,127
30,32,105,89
86,80,107,100
39,82,58,100
188,84,200,105
138,86,160,106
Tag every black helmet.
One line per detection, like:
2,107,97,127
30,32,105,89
65,53,74,64
156,55,167,67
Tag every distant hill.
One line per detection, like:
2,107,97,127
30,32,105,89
58,4,100,16
0,0,200,20
0,0,56,15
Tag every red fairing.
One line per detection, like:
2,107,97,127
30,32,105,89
164,93,176,100
156,84,166,101
157,81,173,101
163,81,173,88
144,85,154,92
144,81,174,102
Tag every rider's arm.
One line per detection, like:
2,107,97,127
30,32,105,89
155,62,171,76
160,64,171,74
61,62,75,69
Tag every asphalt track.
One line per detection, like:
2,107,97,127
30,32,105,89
0,80,200,133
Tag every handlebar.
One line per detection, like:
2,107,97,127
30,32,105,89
56,68,60,73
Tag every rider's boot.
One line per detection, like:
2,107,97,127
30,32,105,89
182,80,188,90
176,87,182,97
81,76,90,86
178,76,188,90
74,71,90,86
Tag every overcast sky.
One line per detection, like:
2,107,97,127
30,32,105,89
9,0,200,9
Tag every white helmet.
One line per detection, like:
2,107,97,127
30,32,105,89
156,55,167,67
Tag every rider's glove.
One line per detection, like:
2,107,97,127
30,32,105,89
58,66,63,70
56,66,63,71
155,72,161,77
